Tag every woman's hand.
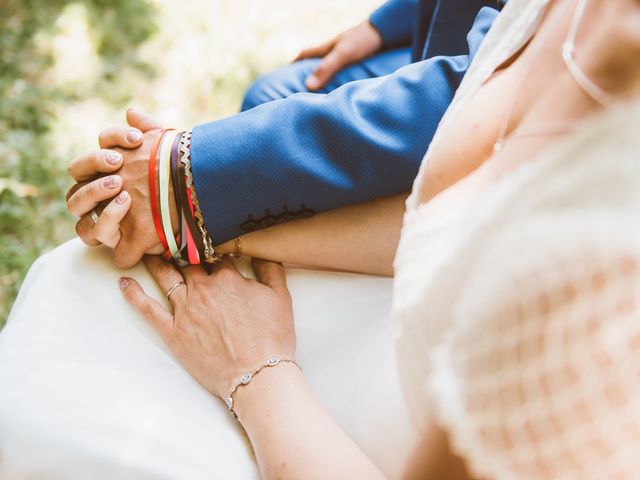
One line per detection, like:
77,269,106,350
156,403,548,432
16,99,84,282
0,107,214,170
295,20,382,91
119,255,295,399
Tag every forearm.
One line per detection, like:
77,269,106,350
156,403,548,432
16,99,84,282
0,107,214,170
234,363,386,480
190,54,466,246
216,193,407,276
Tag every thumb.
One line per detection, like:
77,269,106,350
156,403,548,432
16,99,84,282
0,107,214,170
126,108,163,132
305,49,343,91
252,258,289,296
119,276,174,338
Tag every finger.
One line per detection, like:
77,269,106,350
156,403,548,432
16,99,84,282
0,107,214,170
181,264,209,284
252,258,289,296
66,181,89,202
143,255,187,306
67,175,122,217
93,191,131,248
119,277,174,339
75,215,101,247
112,239,145,270
210,255,242,278
306,49,345,90
98,126,143,149
294,38,336,61
126,108,163,132
67,149,123,182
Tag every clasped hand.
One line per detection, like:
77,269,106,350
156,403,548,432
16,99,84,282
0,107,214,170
66,109,296,404
66,109,169,268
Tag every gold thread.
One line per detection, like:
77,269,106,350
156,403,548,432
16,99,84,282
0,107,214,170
180,131,220,263
233,237,243,257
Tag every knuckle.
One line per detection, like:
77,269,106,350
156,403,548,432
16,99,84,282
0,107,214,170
140,300,156,319
76,221,95,244
98,206,116,223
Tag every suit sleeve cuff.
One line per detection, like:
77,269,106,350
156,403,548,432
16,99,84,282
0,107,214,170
369,0,418,49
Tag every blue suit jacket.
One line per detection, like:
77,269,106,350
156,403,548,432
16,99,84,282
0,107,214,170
191,1,501,244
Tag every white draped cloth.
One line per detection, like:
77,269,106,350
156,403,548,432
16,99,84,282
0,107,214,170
2,0,640,478
0,242,415,478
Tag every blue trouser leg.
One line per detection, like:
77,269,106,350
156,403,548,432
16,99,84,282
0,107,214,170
241,47,413,111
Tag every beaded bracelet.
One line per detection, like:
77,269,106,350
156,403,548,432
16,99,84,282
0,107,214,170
226,358,302,420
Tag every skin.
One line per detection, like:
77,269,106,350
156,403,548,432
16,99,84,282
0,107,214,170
294,19,383,91
68,0,640,477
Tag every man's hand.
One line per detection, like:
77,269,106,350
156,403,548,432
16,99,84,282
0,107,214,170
295,20,383,91
67,109,172,269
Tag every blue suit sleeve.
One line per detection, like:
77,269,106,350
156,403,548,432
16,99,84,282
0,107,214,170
368,0,418,49
190,6,498,245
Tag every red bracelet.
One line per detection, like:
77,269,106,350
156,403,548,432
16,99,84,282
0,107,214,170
184,182,200,264
149,129,172,254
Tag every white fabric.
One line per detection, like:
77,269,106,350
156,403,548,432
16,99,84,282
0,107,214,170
393,0,640,478
0,240,415,479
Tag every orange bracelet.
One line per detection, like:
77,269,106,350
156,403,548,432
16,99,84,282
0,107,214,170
149,129,172,254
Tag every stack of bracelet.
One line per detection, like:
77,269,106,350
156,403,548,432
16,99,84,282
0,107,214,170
149,129,221,265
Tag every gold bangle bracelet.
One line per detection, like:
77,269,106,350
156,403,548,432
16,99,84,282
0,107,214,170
233,237,243,257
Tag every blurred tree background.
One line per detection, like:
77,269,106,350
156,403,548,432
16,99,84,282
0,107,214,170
0,0,157,326
0,0,376,328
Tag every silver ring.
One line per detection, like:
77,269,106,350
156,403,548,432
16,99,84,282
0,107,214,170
166,281,186,300
90,209,100,224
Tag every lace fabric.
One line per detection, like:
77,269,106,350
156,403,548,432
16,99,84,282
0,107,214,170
392,0,640,477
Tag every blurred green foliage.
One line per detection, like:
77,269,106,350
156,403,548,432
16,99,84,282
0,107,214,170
0,0,157,327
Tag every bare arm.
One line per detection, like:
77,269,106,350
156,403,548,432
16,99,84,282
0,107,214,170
216,193,407,276
67,110,406,274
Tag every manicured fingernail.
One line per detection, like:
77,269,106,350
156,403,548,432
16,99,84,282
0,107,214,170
127,130,143,143
103,175,120,189
119,277,129,290
105,151,122,165
115,191,129,204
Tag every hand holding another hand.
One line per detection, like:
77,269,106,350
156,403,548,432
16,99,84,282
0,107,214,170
67,109,174,268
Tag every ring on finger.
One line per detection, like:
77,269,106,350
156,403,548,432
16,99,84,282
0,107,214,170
90,209,100,224
166,281,186,300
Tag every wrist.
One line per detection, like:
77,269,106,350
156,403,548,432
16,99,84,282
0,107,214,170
363,20,383,52
232,361,305,424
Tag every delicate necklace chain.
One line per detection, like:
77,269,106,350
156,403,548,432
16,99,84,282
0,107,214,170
493,26,550,152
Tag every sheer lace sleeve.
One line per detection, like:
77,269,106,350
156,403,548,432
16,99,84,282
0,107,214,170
429,217,640,480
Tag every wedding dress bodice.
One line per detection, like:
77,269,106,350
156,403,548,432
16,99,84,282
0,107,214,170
392,0,640,478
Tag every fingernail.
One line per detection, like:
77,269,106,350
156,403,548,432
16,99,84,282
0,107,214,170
103,176,120,189
305,75,319,90
105,151,122,165
115,191,129,204
127,130,143,143
119,277,130,290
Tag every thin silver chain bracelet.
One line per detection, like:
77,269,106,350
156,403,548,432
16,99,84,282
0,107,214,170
226,358,302,419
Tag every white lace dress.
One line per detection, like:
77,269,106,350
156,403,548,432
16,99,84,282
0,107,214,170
393,0,640,478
